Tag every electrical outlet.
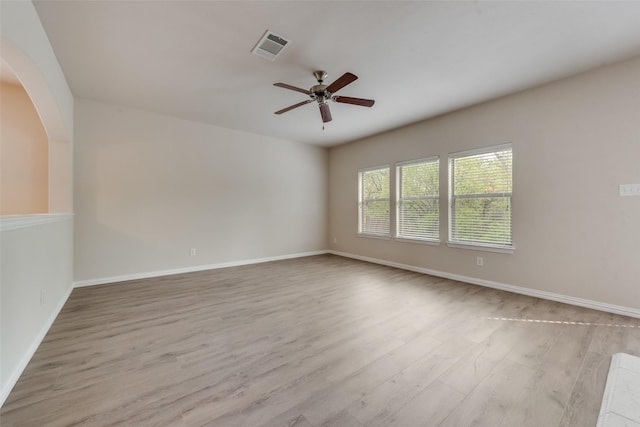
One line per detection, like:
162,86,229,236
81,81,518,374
190,248,197,256
333,237,337,244
476,256,484,266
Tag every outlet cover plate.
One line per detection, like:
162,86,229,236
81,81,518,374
620,184,640,197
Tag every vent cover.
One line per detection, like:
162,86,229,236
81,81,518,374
251,30,290,61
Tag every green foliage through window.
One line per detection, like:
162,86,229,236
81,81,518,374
397,158,439,240
359,167,390,235
449,145,512,247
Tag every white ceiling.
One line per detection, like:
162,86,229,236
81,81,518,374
33,1,640,147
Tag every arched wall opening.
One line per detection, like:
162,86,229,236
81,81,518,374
1,38,72,216
1,60,49,215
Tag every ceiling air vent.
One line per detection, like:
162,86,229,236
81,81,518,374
251,30,290,61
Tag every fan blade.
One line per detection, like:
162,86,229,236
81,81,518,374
274,83,310,95
334,96,375,107
326,72,358,94
319,103,332,123
274,100,312,115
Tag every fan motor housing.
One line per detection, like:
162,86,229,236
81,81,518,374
311,84,328,98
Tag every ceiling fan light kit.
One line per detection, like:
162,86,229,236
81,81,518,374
274,70,375,123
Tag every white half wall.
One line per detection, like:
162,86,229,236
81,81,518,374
1,217,74,405
74,99,328,283
329,56,640,312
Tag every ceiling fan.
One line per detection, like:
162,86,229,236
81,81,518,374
274,71,375,123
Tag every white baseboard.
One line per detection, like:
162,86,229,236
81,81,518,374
0,282,74,407
73,250,329,288
328,250,640,319
75,248,640,318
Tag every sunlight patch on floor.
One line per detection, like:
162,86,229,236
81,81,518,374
485,317,639,328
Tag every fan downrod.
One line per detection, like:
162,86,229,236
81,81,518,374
313,70,328,84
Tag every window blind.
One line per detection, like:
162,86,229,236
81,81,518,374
449,145,512,248
396,158,439,241
358,166,390,236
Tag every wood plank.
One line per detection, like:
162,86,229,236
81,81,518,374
439,358,536,427
347,337,471,426
380,380,465,426
558,351,611,427
499,324,596,427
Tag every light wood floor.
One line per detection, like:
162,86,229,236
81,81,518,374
3,255,640,426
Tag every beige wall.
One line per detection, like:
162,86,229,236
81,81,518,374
0,82,49,215
74,98,328,283
329,56,640,311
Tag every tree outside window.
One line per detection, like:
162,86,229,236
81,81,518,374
358,166,390,236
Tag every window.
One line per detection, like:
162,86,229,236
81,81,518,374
358,166,390,236
396,157,439,241
448,144,512,250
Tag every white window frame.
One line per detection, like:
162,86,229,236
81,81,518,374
358,165,391,238
448,143,514,253
395,157,440,244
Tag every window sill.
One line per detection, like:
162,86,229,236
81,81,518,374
0,213,74,232
395,237,441,246
357,233,391,240
447,241,514,254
